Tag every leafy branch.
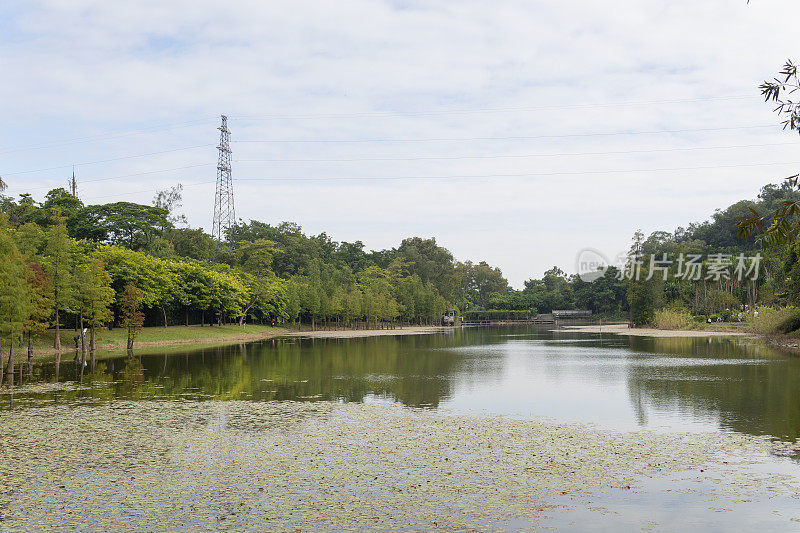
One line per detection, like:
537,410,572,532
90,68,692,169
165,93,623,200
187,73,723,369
759,60,800,133
737,61,800,247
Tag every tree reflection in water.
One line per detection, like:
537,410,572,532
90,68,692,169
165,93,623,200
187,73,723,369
6,327,800,442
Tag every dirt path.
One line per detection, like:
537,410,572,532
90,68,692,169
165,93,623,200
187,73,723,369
561,323,747,337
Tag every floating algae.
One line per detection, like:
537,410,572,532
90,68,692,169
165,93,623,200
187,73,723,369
1,401,799,531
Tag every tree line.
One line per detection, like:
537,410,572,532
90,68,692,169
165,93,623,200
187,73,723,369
0,184,527,379
4,171,796,382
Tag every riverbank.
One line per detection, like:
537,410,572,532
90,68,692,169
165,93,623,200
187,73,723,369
20,321,772,363
2,399,798,531
22,324,452,360
561,323,748,337
23,324,288,358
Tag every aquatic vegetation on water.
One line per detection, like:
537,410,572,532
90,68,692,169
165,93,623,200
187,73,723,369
1,401,799,531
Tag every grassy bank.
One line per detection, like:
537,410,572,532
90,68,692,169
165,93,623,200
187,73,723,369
14,324,454,362
19,324,289,359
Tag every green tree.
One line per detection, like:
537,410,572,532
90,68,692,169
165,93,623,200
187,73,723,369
22,263,53,364
0,218,31,383
74,202,170,249
397,237,456,301
471,261,508,308
234,238,278,325
625,231,662,326
166,227,218,261
42,219,78,351
120,283,144,351
75,257,115,353
152,184,187,227
42,188,84,229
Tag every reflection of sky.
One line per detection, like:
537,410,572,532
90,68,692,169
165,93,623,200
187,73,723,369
439,338,757,433
6,330,795,439
540,459,800,531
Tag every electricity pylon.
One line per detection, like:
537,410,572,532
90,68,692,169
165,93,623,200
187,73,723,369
212,115,235,242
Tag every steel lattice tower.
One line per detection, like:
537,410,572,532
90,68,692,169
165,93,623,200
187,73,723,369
69,168,78,197
212,115,235,242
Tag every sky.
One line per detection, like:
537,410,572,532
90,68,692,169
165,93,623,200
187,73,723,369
2,0,799,288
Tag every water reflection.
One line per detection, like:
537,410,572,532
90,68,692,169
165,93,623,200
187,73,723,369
3,327,800,440
626,336,800,440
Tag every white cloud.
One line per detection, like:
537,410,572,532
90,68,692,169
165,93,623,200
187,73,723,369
2,0,800,287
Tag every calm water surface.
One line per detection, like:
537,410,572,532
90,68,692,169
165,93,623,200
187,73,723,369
5,326,800,531
5,326,800,440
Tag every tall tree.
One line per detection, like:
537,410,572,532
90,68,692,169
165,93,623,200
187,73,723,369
397,237,456,301
152,183,188,227
119,283,144,351
42,219,78,351
625,231,662,326
75,257,115,354
0,218,31,383
74,202,170,249
22,263,53,365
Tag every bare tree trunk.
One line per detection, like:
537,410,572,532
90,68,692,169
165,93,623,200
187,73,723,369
80,308,86,367
90,322,96,351
27,331,33,366
185,309,189,327
201,310,205,327
239,298,256,326
4,324,15,385
162,307,168,328
54,305,61,350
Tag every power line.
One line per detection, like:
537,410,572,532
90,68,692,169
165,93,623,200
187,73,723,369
23,164,210,192
230,160,800,182
0,118,217,155
14,149,800,195
2,144,214,176
0,93,753,155
6,139,792,182
233,94,752,120
233,124,777,144
234,141,798,164
7,141,794,179
82,180,217,201
79,159,800,201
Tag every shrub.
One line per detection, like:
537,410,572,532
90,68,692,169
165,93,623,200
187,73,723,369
776,308,800,334
748,307,800,335
652,307,695,330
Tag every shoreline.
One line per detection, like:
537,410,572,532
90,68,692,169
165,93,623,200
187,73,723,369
560,323,748,338
20,321,784,362
22,325,453,361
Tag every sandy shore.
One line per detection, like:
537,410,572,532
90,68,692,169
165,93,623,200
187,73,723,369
24,326,454,360
561,323,747,337
288,325,450,339
26,323,750,361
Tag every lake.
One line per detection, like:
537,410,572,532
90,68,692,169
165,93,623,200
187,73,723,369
3,326,800,531
7,326,800,440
